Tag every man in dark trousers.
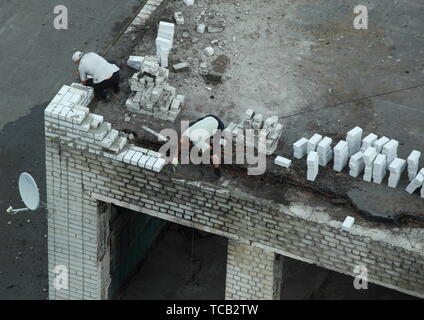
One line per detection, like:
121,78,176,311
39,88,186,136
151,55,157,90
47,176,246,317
176,115,225,177
72,51,120,100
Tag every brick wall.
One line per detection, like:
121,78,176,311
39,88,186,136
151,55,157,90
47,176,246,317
45,85,424,300
226,239,283,300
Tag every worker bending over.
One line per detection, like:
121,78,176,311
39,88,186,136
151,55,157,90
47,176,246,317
178,115,225,177
72,51,120,100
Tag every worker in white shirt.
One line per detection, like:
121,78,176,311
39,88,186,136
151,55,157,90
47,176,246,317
177,115,225,177
72,51,120,100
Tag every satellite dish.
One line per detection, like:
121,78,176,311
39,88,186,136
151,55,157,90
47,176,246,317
5,172,46,215
18,173,40,211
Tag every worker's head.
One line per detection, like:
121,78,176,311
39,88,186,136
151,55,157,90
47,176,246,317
72,51,83,64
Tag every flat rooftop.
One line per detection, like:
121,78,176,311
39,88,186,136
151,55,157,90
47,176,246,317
87,0,424,224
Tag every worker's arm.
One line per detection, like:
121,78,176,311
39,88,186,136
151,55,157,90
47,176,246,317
76,71,87,85
78,64,88,85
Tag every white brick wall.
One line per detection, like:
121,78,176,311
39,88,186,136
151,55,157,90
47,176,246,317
225,240,283,300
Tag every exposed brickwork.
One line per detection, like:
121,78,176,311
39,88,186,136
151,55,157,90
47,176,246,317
45,86,424,300
226,240,283,300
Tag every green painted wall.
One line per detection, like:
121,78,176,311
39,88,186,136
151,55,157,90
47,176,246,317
108,207,166,298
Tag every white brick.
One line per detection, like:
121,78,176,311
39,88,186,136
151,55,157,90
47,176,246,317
382,139,399,168
98,129,118,149
130,152,144,166
138,155,151,168
307,134,322,154
123,150,136,164
127,56,144,70
293,137,308,159
174,12,185,25
341,216,355,231
204,47,215,57
307,151,319,181
145,157,157,170
373,136,390,154
361,133,378,152
346,126,363,156
158,21,175,34
274,156,292,168
153,158,166,172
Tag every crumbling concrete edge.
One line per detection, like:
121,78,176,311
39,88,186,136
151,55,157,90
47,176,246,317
125,0,164,34
287,203,424,253
154,171,424,255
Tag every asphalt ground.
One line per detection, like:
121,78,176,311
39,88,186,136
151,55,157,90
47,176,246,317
0,0,143,300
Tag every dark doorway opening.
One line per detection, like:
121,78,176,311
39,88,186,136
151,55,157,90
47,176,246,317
106,204,166,299
281,257,420,300
120,223,228,300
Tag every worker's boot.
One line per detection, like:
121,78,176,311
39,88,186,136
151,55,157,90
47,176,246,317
213,167,221,177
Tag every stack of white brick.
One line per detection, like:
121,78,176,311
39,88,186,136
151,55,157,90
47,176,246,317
48,83,94,109
388,158,406,188
361,133,378,152
407,150,421,181
317,137,333,166
382,139,399,169
225,110,284,155
346,127,363,156
156,22,175,68
405,168,424,194
45,84,167,173
349,151,365,178
307,151,319,181
363,147,378,182
373,154,387,184
293,137,308,159
373,136,390,154
307,134,322,154
333,140,349,172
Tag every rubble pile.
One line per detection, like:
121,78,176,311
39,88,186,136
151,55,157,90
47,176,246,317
126,56,184,122
223,109,283,155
